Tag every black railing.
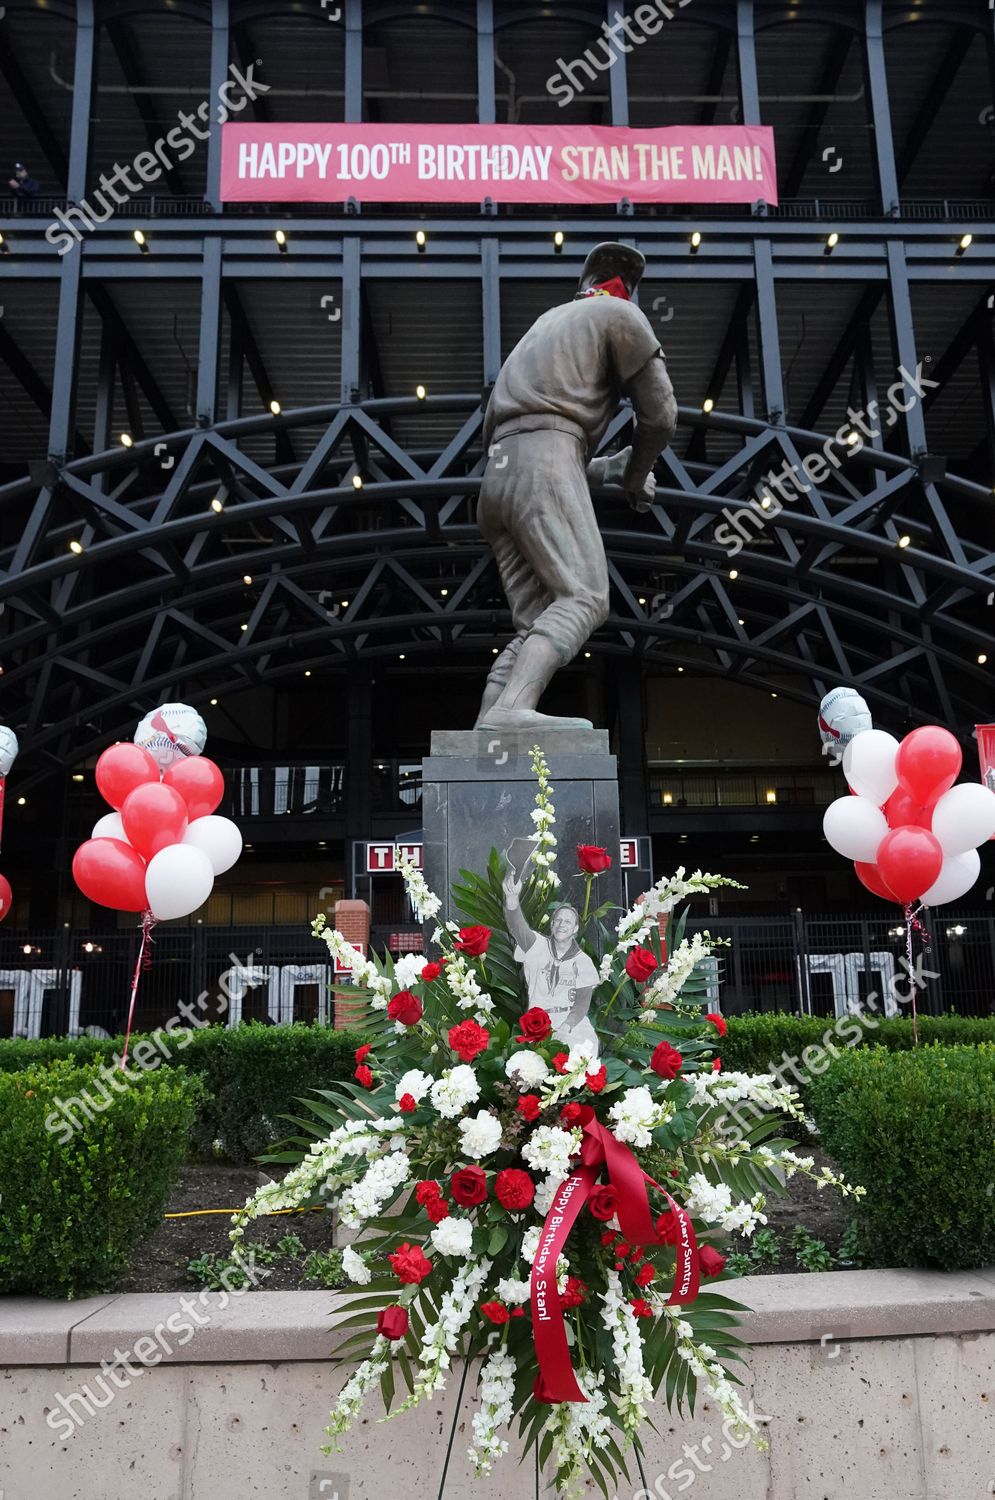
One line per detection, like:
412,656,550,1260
1,911,991,1039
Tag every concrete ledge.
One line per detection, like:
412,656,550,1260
1,1267,993,1366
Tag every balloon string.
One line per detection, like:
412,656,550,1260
0,775,6,852
903,903,918,1047
121,912,156,1070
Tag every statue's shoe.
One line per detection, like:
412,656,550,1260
474,707,594,731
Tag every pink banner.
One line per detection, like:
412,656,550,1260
220,123,777,206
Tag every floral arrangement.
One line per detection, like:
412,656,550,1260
232,748,861,1495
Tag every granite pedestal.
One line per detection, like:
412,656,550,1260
421,728,622,926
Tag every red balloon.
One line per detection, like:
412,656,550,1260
95,743,160,810
876,825,944,905
121,782,188,861
0,873,11,923
162,756,224,820
895,726,962,807
73,838,148,912
883,787,932,830
854,861,898,902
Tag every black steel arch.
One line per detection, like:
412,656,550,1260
1,394,993,789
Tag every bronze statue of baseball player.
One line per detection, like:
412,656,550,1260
475,242,678,732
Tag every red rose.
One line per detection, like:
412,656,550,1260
494,1168,535,1211
625,946,658,983
629,1298,654,1318
651,1040,683,1081
398,1093,416,1113
426,1197,450,1224
377,1305,409,1340
577,844,612,874
516,1094,541,1122
516,1007,552,1043
600,1229,618,1248
712,1057,722,1073
448,1018,490,1063
455,924,491,957
552,1052,569,1074
706,1012,727,1038
655,1208,679,1245
387,990,423,1026
415,1180,441,1205
354,1064,374,1088
634,1262,656,1287
699,1245,727,1278
479,1300,510,1325
355,1043,372,1064
450,1165,488,1207
586,1065,607,1093
421,961,443,982
560,1276,587,1308
588,1185,618,1222
560,1102,583,1127
389,1242,433,1284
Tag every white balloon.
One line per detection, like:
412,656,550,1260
134,702,208,772
921,848,980,907
0,726,19,778
145,844,214,921
930,782,995,856
823,796,889,862
92,811,127,841
818,687,873,751
182,815,242,874
843,729,900,805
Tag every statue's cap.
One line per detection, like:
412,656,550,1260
577,242,646,294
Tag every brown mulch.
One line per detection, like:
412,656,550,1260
113,1162,338,1293
116,1147,855,1293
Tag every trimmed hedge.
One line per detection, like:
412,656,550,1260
0,1060,202,1297
0,1024,364,1163
810,1044,995,1270
722,1011,995,1077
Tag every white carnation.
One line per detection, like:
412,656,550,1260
458,1109,503,1160
392,952,425,990
505,1050,549,1090
430,1064,481,1119
341,1245,371,1285
395,1068,432,1104
496,1276,531,1305
431,1215,474,1258
533,1175,559,1217
521,1125,579,1181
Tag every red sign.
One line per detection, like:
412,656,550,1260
366,843,395,873
334,942,366,977
221,123,777,206
395,843,423,870
619,839,639,868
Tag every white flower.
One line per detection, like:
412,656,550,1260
392,952,425,989
533,1175,559,1216
395,1069,433,1104
521,1125,579,1181
458,1109,503,1160
600,1271,653,1435
520,1226,568,1279
496,1276,531,1305
337,1149,410,1229
505,1050,549,1090
608,1086,673,1148
468,1350,516,1476
341,1245,371,1285
430,1215,474,1258
397,858,442,923
430,1064,481,1119
684,1172,767,1237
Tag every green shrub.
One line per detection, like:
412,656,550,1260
810,1044,995,1270
0,1023,364,1163
0,1060,201,1298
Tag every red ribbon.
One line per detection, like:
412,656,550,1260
530,1116,700,1403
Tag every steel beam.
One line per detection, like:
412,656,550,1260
863,0,899,215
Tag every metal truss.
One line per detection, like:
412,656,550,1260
1,395,992,789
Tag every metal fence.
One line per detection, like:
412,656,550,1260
1,910,991,1039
